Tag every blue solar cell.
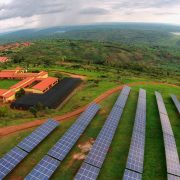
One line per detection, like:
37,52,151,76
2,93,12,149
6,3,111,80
25,155,60,180
17,119,59,152
0,147,28,179
123,169,142,180
75,163,100,180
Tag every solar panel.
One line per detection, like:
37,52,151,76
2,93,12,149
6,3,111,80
76,103,100,127
115,94,129,108
139,89,146,99
47,104,100,161
155,92,180,177
123,169,142,180
47,124,84,161
171,94,180,114
164,134,180,176
26,103,100,179
155,91,164,102
0,147,28,179
75,86,131,177
160,113,174,136
121,86,131,96
156,100,168,115
84,137,111,168
17,119,59,152
126,132,145,173
168,174,180,180
25,155,60,180
74,163,100,180
124,89,146,175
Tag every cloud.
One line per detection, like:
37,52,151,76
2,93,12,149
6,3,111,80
0,0,67,20
80,7,109,15
0,0,180,33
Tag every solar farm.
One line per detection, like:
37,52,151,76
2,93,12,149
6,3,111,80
0,84,179,180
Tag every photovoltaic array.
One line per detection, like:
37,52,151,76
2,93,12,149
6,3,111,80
170,94,180,114
0,119,59,179
123,89,146,180
155,92,180,179
25,103,100,180
75,86,131,180
17,119,59,152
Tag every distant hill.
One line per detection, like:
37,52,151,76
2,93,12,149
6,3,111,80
0,23,180,46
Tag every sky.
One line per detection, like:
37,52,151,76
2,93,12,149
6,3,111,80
0,0,180,33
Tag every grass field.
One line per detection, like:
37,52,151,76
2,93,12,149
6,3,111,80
0,79,19,89
0,83,179,180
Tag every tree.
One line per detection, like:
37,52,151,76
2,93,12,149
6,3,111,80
15,88,25,99
29,106,38,117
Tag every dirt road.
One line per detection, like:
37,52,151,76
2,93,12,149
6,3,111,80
0,82,178,137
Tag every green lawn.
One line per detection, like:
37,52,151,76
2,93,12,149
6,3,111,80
0,79,19,89
0,83,179,180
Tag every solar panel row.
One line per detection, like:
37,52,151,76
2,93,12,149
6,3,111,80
48,103,100,161
123,89,146,179
155,92,180,178
0,119,59,179
17,119,59,152
171,94,180,114
25,103,100,180
0,147,28,179
75,86,131,180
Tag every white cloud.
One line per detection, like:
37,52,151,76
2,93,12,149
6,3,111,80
0,0,180,33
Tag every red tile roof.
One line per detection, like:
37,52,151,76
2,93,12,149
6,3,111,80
0,57,8,63
0,89,15,98
10,77,35,89
32,77,58,92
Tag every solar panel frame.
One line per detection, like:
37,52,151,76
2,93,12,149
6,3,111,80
17,119,59,152
0,147,28,179
25,155,60,180
123,169,142,180
74,163,100,180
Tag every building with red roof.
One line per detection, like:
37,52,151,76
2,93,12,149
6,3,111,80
0,57,9,63
0,68,58,103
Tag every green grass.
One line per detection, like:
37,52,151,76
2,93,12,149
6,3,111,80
0,79,19,89
0,83,179,180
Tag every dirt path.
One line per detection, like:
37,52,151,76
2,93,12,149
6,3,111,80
0,82,179,137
